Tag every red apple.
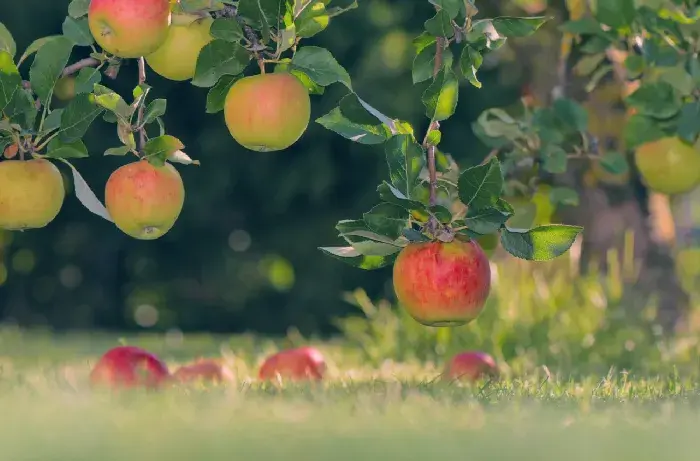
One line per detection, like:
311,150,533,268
393,240,491,327
258,347,326,381
444,351,498,381
90,346,170,389
88,0,172,58
173,359,234,384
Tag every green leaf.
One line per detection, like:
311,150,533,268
363,203,409,240
59,93,105,143
429,205,452,223
549,187,579,206
403,228,431,242
143,135,185,167
318,246,397,270
599,151,629,175
653,66,694,96
290,46,351,88
105,146,132,156
62,16,94,46
385,134,425,199
553,98,588,132
143,99,167,125
0,23,15,59
274,59,325,94
316,93,392,144
459,45,482,88
678,101,700,143
500,225,583,261
117,122,136,150
92,84,132,121
210,18,245,42
541,144,568,174
192,40,251,88
463,207,511,234
238,0,286,40
206,75,239,114
45,137,89,159
426,129,441,146
28,36,73,105
457,158,504,210
424,10,454,38
595,0,636,29
3,87,37,127
0,50,22,112
56,158,113,222
43,109,64,132
429,0,462,19
625,81,681,119
377,181,427,212
74,67,101,94
623,114,667,148
623,54,644,79
491,16,548,37
559,17,606,35
413,40,453,84
17,36,62,67
296,1,331,38
179,0,227,13
422,67,458,122
68,0,90,18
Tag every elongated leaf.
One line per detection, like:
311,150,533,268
29,36,73,104
206,75,239,113
319,246,397,270
18,36,61,66
192,40,251,88
363,203,409,240
0,50,21,112
62,16,94,46
385,134,425,198
143,135,185,167
457,157,504,210
290,46,351,88
45,137,89,159
58,158,114,222
59,93,104,143
0,23,16,58
500,225,583,261
422,67,458,122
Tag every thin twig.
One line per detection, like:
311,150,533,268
425,37,445,207
137,57,147,152
62,58,100,77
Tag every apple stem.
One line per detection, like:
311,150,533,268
137,57,147,154
258,59,266,74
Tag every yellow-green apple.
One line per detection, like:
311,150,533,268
90,345,171,389
444,351,498,382
258,347,326,381
53,76,76,101
393,240,491,326
0,159,65,230
145,13,213,81
635,136,700,195
173,359,234,384
104,160,185,240
224,72,311,152
88,0,172,58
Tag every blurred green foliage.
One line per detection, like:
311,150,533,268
0,0,525,335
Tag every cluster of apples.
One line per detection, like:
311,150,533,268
89,0,311,152
0,152,185,240
89,344,328,388
89,344,498,389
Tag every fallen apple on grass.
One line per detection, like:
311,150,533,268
104,160,185,240
258,347,326,381
145,13,213,81
90,345,170,389
224,72,311,152
88,0,172,58
392,240,491,327
444,351,498,382
173,359,234,384
634,136,700,195
0,159,65,230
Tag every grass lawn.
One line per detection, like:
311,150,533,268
2,328,700,461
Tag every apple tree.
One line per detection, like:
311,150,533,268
0,0,589,328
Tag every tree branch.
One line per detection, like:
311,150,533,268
424,37,445,208
137,57,147,153
62,58,100,77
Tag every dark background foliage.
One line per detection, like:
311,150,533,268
0,0,532,336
